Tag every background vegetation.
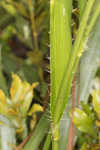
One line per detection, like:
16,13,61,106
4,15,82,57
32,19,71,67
0,0,100,150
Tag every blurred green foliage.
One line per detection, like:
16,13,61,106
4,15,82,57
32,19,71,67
0,0,49,100
72,89,100,150
0,1,49,149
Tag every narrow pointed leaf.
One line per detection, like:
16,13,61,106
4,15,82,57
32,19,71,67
78,0,87,19
80,16,100,102
50,0,72,118
23,112,50,150
53,0,95,123
59,15,100,150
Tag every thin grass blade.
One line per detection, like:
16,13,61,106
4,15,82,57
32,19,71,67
23,112,50,150
50,0,72,118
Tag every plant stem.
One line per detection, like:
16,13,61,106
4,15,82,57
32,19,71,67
52,140,58,150
14,132,33,150
67,76,76,150
86,2,100,37
43,132,51,150
53,0,95,124
0,47,8,95
52,123,60,150
77,64,80,106
27,0,39,52
23,112,50,150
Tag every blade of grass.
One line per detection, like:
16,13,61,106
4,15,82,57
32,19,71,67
59,69,80,150
59,102,72,150
50,0,72,149
59,8,100,150
43,133,51,150
67,76,76,150
80,15,100,102
27,0,39,52
50,1,97,149
50,0,72,118
23,112,50,150
50,1,100,150
86,1,100,37
53,0,95,124
78,0,87,19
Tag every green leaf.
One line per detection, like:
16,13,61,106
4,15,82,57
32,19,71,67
0,115,16,150
58,14,100,150
59,103,72,150
50,0,72,118
78,0,87,19
53,0,95,124
43,133,51,150
55,2,100,149
23,112,50,150
79,143,90,150
80,16,100,102
0,9,15,30
72,108,96,137
0,1,17,16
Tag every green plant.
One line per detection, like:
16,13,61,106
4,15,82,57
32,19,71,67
50,0,100,150
22,1,100,150
71,90,100,150
0,73,43,150
0,0,100,150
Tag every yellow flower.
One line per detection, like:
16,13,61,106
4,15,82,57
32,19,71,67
10,73,23,103
0,89,6,104
0,90,9,117
19,84,34,116
10,73,39,116
28,104,43,130
28,104,43,116
0,73,39,135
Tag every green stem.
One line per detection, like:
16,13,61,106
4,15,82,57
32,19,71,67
77,2,100,66
53,0,95,124
43,132,51,150
86,2,100,37
78,0,87,19
52,123,60,150
23,112,50,150
0,48,8,95
52,140,58,150
27,0,39,52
